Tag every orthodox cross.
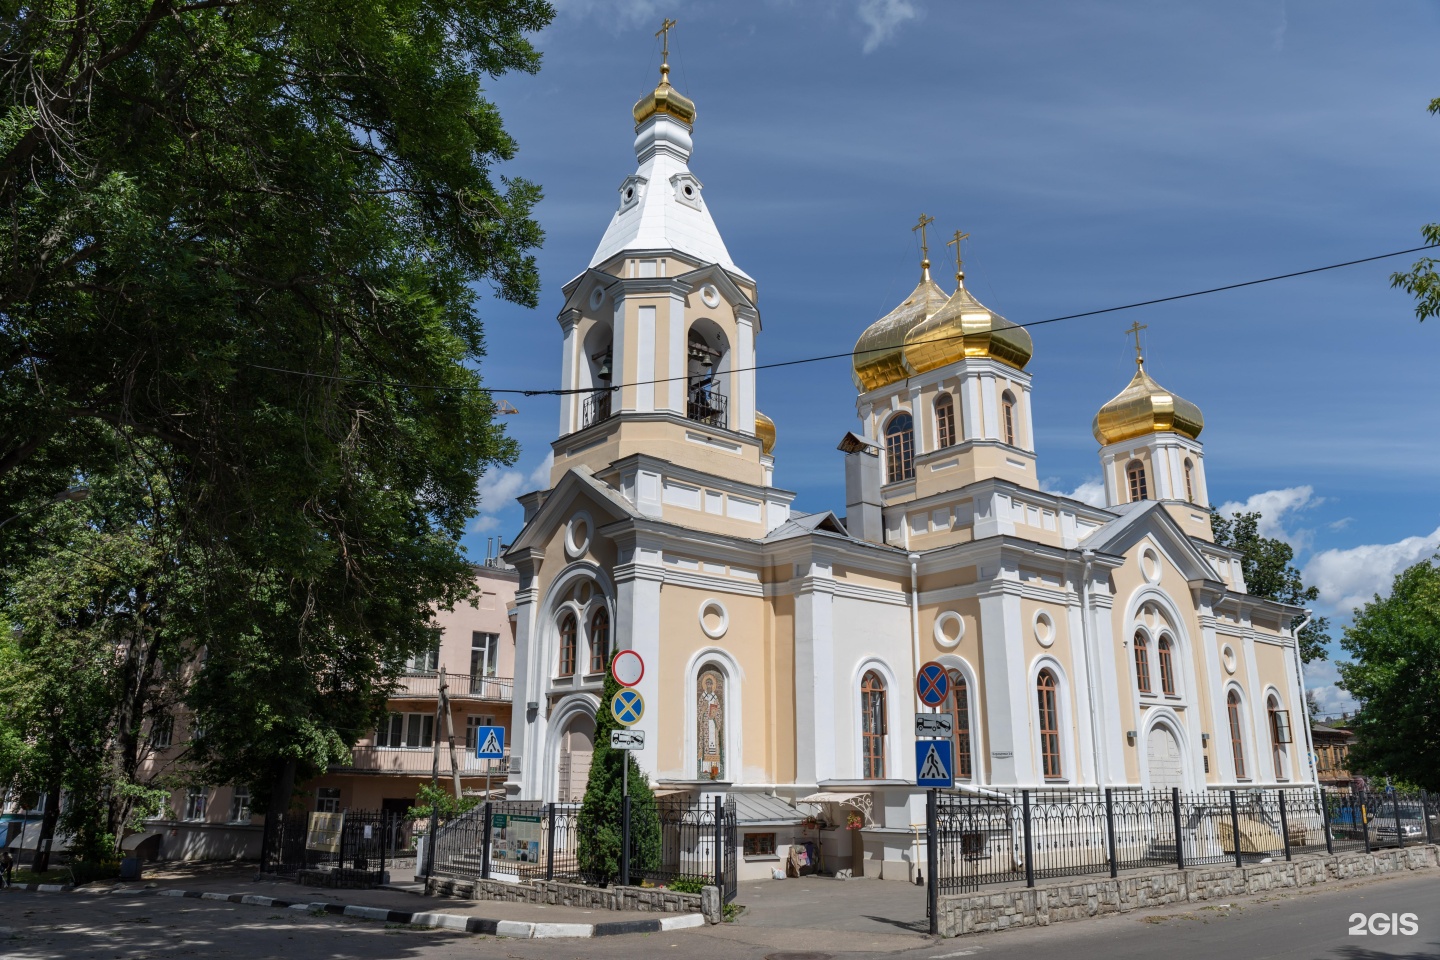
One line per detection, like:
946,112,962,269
1125,321,1148,366
947,229,970,282
656,18,677,68
912,213,935,274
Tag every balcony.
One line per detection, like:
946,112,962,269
392,673,513,703
581,390,614,430
687,390,726,427
333,746,510,777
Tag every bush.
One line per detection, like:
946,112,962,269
666,877,705,894
577,659,660,886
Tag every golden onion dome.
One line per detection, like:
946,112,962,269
634,61,695,126
852,273,951,391
754,410,777,456
1092,361,1204,446
903,279,1032,374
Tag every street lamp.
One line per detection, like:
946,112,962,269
0,486,90,531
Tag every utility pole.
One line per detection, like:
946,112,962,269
440,667,462,799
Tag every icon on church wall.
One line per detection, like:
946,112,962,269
697,668,725,780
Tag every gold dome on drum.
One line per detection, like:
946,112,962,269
852,274,951,391
903,280,1032,375
634,61,696,126
1092,361,1204,446
755,410,777,455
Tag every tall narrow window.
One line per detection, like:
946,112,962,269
1001,391,1017,446
1037,670,1062,780
884,413,915,483
697,667,726,780
1268,696,1291,780
1126,460,1149,502
406,641,440,674
558,612,577,677
589,607,611,674
1183,459,1196,503
861,671,888,778
1227,690,1247,779
471,632,499,678
1157,636,1176,695
1134,632,1153,694
228,786,252,823
934,394,956,449
948,669,972,780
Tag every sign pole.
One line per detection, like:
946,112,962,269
926,787,938,935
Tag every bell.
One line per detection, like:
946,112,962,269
596,355,612,382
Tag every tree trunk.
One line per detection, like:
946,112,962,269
32,768,63,873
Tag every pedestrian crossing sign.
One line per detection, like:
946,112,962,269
916,739,954,788
475,725,505,760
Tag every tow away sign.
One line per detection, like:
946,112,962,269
610,729,645,750
915,713,953,739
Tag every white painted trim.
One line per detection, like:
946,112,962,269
1261,685,1293,782
681,647,745,783
851,656,905,781
543,693,602,803
1221,681,1258,783
1139,708,1194,790
1027,654,1078,784
933,654,983,784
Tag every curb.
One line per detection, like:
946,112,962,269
2,884,706,938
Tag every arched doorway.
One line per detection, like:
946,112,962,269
1146,724,1184,790
556,713,595,802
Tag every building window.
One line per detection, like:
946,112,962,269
1001,390,1017,446
1126,460,1149,502
471,632,499,678
376,712,434,749
558,612,577,677
934,394,956,449
1134,632,1152,694
948,669,972,780
316,787,341,814
228,786,251,823
465,715,497,752
589,607,611,674
1157,636,1176,695
1037,669,1062,780
149,714,174,749
1227,690,1247,780
884,413,915,483
697,667,726,780
406,640,440,674
183,787,209,821
744,833,777,857
1269,697,1291,780
861,670,887,779
1184,458,1196,503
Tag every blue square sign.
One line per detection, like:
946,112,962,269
475,725,505,760
916,739,954,788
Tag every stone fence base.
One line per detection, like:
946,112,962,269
938,844,1439,937
426,876,702,915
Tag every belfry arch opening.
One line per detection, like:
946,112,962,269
687,318,730,427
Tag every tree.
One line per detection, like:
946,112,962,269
576,661,659,887
1391,97,1440,321
1,0,553,819
1211,510,1331,662
1337,558,1440,792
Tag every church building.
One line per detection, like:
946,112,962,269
502,46,1313,881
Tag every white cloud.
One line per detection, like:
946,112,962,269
857,0,918,54
473,453,554,534
1303,524,1440,616
1216,485,1320,546
1303,659,1359,718
1040,476,1107,508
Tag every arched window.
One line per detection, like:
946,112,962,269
884,413,915,484
697,666,726,780
557,612,577,677
861,670,888,778
1227,690,1247,779
588,607,610,675
934,394,956,450
947,669,972,780
1268,695,1291,781
1157,636,1176,695
1037,670,1062,779
1126,460,1149,502
1183,459,1196,503
1133,632,1152,694
1001,391,1017,446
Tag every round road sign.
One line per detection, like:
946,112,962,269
916,661,951,707
611,688,645,727
611,649,645,688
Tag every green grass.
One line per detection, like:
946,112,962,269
10,860,120,886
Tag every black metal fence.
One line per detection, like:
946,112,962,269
931,786,1437,897
428,796,737,902
261,810,402,882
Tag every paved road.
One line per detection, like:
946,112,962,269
1,871,1434,960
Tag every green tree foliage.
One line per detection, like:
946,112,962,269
1337,558,1440,791
1391,97,1440,321
0,0,552,817
577,662,659,886
1211,510,1330,662
406,781,480,825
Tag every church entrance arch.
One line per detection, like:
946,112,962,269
1145,723,1184,791
556,713,595,802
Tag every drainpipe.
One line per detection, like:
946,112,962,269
1289,611,1317,784
1079,550,1105,786
909,553,922,718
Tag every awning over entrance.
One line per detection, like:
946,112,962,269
796,792,874,827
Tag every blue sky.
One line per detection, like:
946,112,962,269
462,1,1440,713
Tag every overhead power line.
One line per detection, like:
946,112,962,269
247,243,1439,398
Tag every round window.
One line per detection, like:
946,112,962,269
683,184,695,198
1034,610,1055,647
932,611,964,648
1221,644,1238,675
565,512,593,559
1141,548,1162,584
700,284,721,309
624,186,635,201
699,599,728,639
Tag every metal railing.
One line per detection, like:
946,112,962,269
391,672,513,702
581,391,614,429
332,747,509,777
260,810,400,882
686,391,726,427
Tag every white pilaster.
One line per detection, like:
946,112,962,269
611,295,628,412
614,546,664,780
666,292,686,414
961,375,981,441
558,314,579,436
736,312,756,436
793,563,836,784
978,582,1034,784
980,373,999,439
636,305,656,412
